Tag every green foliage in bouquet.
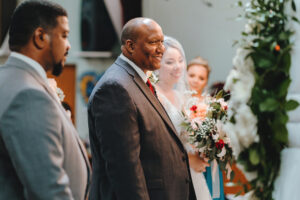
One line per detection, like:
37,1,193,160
235,0,299,199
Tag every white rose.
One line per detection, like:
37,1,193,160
223,122,243,158
233,48,255,74
212,133,219,141
235,105,259,148
230,77,254,104
224,69,239,92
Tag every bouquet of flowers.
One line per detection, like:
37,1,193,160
181,91,234,180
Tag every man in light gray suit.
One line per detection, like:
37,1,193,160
0,1,90,199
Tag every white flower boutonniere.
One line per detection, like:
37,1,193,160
48,78,65,102
146,71,159,84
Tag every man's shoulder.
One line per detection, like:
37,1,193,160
97,61,133,87
88,61,137,105
0,65,47,117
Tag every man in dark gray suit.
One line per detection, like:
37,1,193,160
0,1,90,199
88,18,196,200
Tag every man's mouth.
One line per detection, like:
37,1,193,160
153,55,162,61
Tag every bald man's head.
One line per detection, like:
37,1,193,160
121,18,157,45
120,17,165,73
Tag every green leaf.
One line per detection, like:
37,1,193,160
230,116,236,123
277,78,291,97
234,191,242,197
230,171,235,181
274,124,288,143
279,32,291,41
215,90,224,99
292,0,297,12
250,51,275,69
259,98,280,112
285,99,299,111
276,111,289,124
292,16,300,24
281,53,291,75
249,148,260,165
237,0,243,7
258,58,273,68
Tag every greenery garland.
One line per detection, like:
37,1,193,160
233,0,299,199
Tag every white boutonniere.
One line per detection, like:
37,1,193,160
146,71,159,84
48,78,65,102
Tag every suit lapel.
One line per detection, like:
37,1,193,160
115,57,186,151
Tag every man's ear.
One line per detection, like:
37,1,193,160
124,39,135,54
33,27,49,49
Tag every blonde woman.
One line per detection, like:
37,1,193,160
155,36,211,200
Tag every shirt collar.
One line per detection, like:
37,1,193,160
10,52,48,84
119,53,148,83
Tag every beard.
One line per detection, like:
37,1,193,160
51,62,63,76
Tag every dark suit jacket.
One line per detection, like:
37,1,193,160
88,57,196,200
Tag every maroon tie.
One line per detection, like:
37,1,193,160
146,79,157,97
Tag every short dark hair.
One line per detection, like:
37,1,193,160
121,22,139,45
9,0,67,51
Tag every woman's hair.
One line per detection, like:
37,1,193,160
187,56,211,78
163,35,186,65
157,35,188,93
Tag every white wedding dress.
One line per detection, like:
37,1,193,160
273,1,300,199
157,91,212,200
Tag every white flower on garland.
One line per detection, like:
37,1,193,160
244,19,262,34
223,48,258,159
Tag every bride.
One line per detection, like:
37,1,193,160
155,36,212,200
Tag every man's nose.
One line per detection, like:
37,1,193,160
67,40,71,51
157,42,165,53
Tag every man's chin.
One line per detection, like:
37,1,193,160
149,63,161,71
52,63,63,76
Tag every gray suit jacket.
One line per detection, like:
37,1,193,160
88,57,196,200
0,56,91,200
